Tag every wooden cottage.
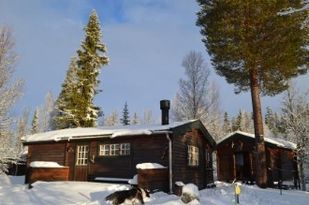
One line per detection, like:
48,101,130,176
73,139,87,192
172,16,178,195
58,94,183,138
216,131,298,187
23,100,216,193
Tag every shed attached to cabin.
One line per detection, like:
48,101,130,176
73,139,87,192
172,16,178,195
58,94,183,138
216,131,298,187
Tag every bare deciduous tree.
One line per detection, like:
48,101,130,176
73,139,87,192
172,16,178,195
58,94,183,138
172,51,222,139
105,111,119,127
281,85,309,191
0,27,23,174
38,91,55,132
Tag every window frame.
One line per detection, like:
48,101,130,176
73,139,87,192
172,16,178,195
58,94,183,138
98,143,131,157
75,145,89,166
187,145,199,167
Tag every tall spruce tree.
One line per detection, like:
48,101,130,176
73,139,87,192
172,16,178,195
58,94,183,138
120,102,130,126
131,112,139,125
75,10,109,127
31,109,39,134
53,57,79,129
54,10,108,129
197,0,308,188
222,112,231,134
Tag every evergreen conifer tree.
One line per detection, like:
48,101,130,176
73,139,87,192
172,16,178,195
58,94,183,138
31,109,39,134
120,102,130,126
75,10,109,127
222,112,231,134
197,0,307,188
53,57,79,129
131,112,139,125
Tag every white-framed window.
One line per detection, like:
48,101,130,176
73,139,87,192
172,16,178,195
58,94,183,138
188,145,199,166
99,143,130,156
120,143,130,155
76,145,89,166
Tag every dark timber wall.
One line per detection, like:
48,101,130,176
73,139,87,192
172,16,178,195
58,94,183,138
87,134,169,180
172,128,214,190
217,133,298,187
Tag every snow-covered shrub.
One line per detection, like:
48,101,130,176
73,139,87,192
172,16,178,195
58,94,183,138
181,183,200,204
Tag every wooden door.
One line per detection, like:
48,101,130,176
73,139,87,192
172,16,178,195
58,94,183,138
235,153,244,180
74,144,89,181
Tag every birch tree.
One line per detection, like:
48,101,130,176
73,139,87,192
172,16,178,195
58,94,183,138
281,86,309,191
0,27,23,174
172,51,222,139
38,91,54,132
105,111,119,127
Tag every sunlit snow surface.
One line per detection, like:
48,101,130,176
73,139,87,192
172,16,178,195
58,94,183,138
1,175,309,205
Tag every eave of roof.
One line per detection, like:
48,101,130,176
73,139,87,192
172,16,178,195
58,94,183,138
22,120,198,144
217,130,296,150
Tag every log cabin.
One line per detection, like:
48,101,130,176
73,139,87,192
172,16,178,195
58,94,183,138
216,131,298,187
23,100,216,193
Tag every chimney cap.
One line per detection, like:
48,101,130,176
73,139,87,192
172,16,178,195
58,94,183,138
160,100,170,110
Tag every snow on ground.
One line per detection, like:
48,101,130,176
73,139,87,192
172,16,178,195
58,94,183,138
1,175,309,205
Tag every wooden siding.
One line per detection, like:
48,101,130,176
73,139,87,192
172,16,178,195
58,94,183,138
172,128,214,191
217,137,256,182
217,134,298,187
137,168,169,192
87,134,168,180
27,167,69,184
27,143,67,166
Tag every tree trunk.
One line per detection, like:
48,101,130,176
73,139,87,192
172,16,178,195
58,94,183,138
299,160,306,191
249,68,268,188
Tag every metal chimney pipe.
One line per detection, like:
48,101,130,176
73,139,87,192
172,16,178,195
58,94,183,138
160,100,170,125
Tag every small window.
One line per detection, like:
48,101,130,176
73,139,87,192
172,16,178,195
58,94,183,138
76,145,89,166
205,149,211,168
99,143,130,156
188,145,199,166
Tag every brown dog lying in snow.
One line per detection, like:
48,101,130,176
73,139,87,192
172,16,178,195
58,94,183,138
105,187,150,205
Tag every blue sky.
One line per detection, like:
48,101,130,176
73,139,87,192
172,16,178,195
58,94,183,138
1,0,307,122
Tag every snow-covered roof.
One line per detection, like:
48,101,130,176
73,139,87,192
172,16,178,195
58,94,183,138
23,120,198,143
136,163,166,170
217,131,296,150
30,161,64,168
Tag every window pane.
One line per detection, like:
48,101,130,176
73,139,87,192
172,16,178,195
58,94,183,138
76,145,89,165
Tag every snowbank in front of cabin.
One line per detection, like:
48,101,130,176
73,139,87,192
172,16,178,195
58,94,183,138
136,162,166,169
30,161,64,168
0,175,309,205
128,174,138,185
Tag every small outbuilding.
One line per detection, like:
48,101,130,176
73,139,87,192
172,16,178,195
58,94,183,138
23,100,216,193
216,131,298,187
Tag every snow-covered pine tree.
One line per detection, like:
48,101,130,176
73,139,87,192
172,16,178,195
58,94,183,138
31,109,39,134
0,27,23,174
75,10,109,127
222,112,231,135
232,110,254,133
131,112,139,125
53,57,79,129
120,102,130,126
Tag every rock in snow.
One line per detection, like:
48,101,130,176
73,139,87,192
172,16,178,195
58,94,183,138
181,183,200,204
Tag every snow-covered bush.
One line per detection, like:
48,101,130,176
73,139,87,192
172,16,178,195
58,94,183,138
181,183,200,204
